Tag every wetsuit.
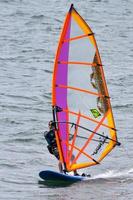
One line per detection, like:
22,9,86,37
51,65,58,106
44,129,59,159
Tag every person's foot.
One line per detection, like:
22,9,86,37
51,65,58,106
63,169,67,174
81,173,91,177
74,173,80,176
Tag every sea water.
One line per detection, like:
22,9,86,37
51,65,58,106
0,0,133,199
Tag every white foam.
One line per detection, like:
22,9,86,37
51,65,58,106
89,168,133,180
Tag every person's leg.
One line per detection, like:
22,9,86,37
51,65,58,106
58,161,63,173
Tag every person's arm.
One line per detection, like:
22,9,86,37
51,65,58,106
44,131,48,137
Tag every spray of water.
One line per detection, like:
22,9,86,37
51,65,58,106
90,168,133,180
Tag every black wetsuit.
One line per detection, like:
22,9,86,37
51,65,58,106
44,129,59,159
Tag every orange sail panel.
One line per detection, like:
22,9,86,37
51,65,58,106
52,4,118,172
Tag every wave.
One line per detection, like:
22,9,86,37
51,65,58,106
54,18,62,23
0,163,19,168
3,94,39,102
113,103,133,109
13,138,35,143
42,92,51,99
31,14,45,20
89,168,133,181
0,0,15,3
44,59,53,64
44,69,52,74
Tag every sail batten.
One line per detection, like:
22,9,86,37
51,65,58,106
63,33,94,42
58,61,97,66
63,109,115,130
52,5,119,172
57,84,103,97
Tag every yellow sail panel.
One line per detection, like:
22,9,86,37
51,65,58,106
71,9,95,46
98,141,115,162
98,112,117,161
68,162,97,172
107,111,117,142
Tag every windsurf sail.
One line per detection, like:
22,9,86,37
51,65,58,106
52,4,120,172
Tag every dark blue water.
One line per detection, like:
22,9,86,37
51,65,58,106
0,0,133,199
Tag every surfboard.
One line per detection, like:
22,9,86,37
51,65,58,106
39,170,86,183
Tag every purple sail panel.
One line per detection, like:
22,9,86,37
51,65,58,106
55,18,71,162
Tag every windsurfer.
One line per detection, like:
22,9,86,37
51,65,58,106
44,120,79,176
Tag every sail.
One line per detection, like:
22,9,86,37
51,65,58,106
52,4,120,172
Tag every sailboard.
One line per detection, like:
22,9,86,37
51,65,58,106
39,170,85,184
40,4,121,182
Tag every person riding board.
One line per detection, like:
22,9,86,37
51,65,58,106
44,120,79,175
